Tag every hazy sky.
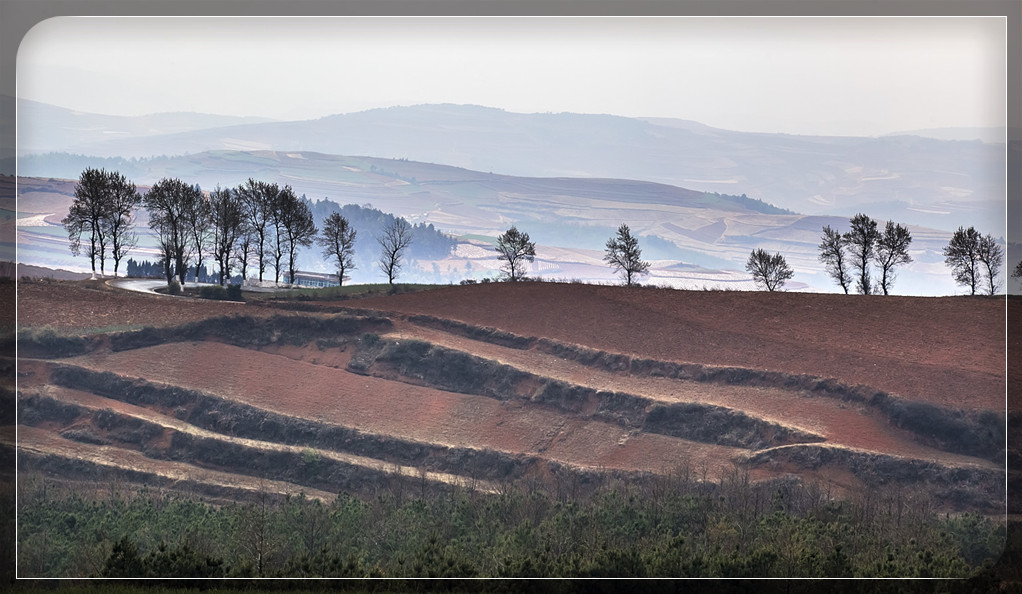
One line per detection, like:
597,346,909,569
16,16,1006,137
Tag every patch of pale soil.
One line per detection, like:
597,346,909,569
17,424,337,502
387,323,999,470
64,342,745,476
256,343,354,368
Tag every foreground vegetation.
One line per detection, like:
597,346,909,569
17,468,1004,580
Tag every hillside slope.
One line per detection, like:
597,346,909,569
14,280,1008,518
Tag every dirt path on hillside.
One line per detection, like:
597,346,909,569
384,322,998,470
17,424,339,502
23,384,496,492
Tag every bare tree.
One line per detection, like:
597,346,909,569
277,186,317,285
319,212,357,286
818,225,851,294
845,213,879,294
1012,260,1022,283
874,221,913,295
144,178,199,286
976,233,1004,296
604,223,649,286
943,226,982,295
236,486,279,577
62,168,111,277
236,178,274,283
495,225,536,282
210,185,244,286
377,218,413,284
234,223,255,283
746,248,793,291
183,184,212,283
154,220,176,284
264,183,286,283
101,172,141,278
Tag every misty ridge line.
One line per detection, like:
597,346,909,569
9,96,1010,142
10,98,1010,295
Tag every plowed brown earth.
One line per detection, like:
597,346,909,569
14,280,1011,507
344,283,1006,411
64,342,745,475
385,323,995,468
17,279,258,331
19,383,491,491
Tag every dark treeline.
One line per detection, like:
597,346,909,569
124,258,231,284
17,469,1004,580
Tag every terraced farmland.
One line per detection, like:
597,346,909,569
14,279,1007,515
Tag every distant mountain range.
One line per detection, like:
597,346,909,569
11,99,1005,233
883,126,1006,144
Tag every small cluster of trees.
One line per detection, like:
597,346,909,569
60,168,141,278
749,215,1006,295
145,177,317,287
942,226,1005,296
818,213,913,295
124,258,220,283
64,168,422,287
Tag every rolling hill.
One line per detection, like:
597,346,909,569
13,280,1007,521
13,101,1005,234
13,151,970,294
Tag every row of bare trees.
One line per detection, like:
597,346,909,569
61,169,317,286
62,168,422,287
140,177,318,287
819,215,1005,296
60,169,1011,294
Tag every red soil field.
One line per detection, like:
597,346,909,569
16,279,259,331
66,342,745,476
386,323,995,468
345,282,1007,411
13,280,1011,505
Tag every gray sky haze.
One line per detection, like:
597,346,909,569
16,16,1007,138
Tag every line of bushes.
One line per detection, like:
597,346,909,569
17,327,99,358
746,444,1005,514
196,284,243,301
108,313,392,352
17,313,393,357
